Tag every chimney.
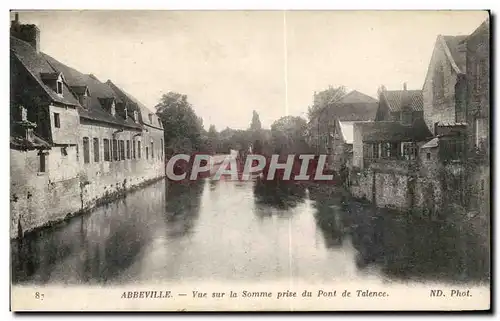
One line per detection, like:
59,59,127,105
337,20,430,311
11,13,41,53
403,82,407,91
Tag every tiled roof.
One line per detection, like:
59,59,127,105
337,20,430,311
10,36,80,107
106,80,163,130
42,54,142,130
442,35,468,74
357,118,432,143
382,90,423,112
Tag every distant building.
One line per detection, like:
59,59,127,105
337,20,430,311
308,90,379,171
10,14,165,238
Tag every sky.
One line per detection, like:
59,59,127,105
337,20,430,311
12,10,488,130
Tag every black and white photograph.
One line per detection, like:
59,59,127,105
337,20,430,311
9,9,491,311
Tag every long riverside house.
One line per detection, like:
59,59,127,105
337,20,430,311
10,14,165,239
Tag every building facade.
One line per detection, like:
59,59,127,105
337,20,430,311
465,21,490,220
10,15,165,239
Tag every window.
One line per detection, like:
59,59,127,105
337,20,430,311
54,113,60,128
133,140,136,159
119,140,125,160
104,139,110,161
110,101,116,117
402,142,418,160
61,147,68,157
126,140,131,159
83,137,90,164
56,80,63,95
151,141,154,159
39,152,46,172
427,152,431,160
93,138,99,162
390,143,399,159
146,147,149,160
381,142,391,159
475,118,488,148
138,141,141,159
373,143,379,159
148,114,153,123
160,139,163,160
112,139,118,161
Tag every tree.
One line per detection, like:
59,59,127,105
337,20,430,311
155,92,203,155
270,116,309,154
205,124,219,154
307,86,347,121
250,110,262,131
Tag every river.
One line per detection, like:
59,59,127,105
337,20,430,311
11,177,489,286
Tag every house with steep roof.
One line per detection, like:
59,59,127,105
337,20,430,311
10,14,165,238
351,85,432,172
417,34,471,167
307,89,379,172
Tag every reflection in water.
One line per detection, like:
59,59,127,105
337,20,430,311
309,186,347,249
164,180,204,238
253,179,306,213
11,178,489,285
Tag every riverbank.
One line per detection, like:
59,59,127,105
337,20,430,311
11,173,166,240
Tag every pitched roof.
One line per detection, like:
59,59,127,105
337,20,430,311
441,35,468,74
322,90,379,121
42,54,142,130
338,90,378,104
106,80,163,130
421,137,439,149
356,118,432,143
381,89,423,112
10,36,80,107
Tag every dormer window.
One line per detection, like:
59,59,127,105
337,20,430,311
148,114,153,123
110,100,116,117
40,72,64,97
124,108,128,119
133,110,139,122
71,86,90,109
56,79,63,95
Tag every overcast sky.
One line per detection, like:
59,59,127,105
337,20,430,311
12,10,488,130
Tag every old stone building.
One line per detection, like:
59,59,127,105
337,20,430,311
349,20,490,217
422,34,468,131
10,15,165,239
465,20,490,220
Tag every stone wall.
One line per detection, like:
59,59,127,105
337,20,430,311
423,38,461,134
10,148,82,239
10,120,166,239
